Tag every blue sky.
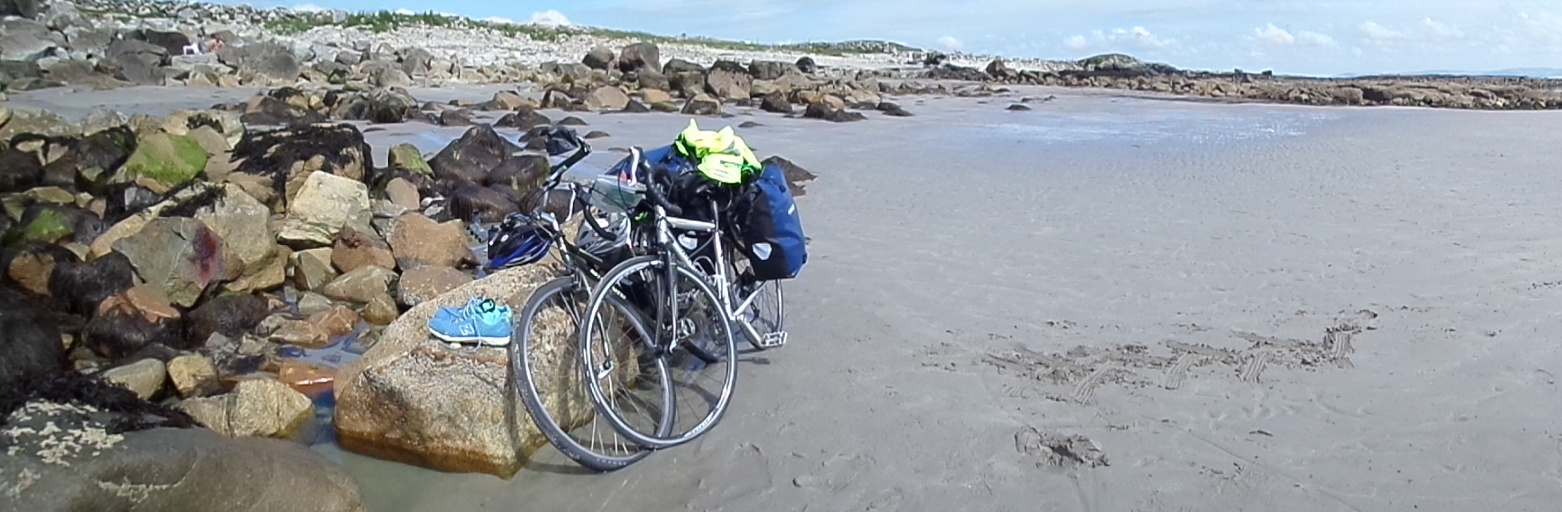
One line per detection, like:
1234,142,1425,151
232,0,1562,76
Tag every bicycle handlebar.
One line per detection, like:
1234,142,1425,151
632,146,683,217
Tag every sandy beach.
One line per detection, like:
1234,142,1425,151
9,81,1562,512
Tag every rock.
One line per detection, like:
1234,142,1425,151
583,130,611,139
0,293,66,386
176,378,313,438
583,85,630,111
49,249,135,318
296,291,335,317
663,58,704,75
320,265,396,304
1,0,40,19
0,108,80,141
759,93,793,114
279,358,336,398
100,357,167,400
387,143,431,178
620,100,650,113
224,244,289,293
388,213,476,270
106,39,167,86
373,67,411,88
195,187,275,280
334,266,591,478
804,103,867,123
186,293,271,345
234,42,300,85
748,60,796,81
438,110,472,127
397,266,473,307
385,177,420,210
0,18,57,62
1006,104,1032,111
682,93,722,116
707,67,753,101
642,88,673,105
1,392,365,511
268,316,330,348
167,353,220,398
309,304,361,337
738,121,763,128
494,109,551,129
131,29,191,57
618,42,660,74
233,123,372,189
112,132,208,194
428,124,524,185
877,102,914,117
761,155,818,195
6,242,73,295
582,46,615,70
111,217,229,307
333,88,419,124
0,146,44,193
332,224,396,273
291,247,337,291
278,171,372,249
795,56,817,74
634,69,669,91
5,203,101,246
485,90,534,111
362,294,399,325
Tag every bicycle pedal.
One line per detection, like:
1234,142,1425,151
759,331,788,348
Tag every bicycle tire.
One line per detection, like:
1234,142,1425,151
580,254,739,450
513,276,670,471
729,257,786,351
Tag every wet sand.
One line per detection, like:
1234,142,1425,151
12,85,1562,512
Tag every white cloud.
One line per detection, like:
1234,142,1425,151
1419,18,1464,40
1063,26,1175,52
528,9,571,26
937,36,963,51
1519,11,1562,44
393,8,415,15
1359,21,1407,40
1252,23,1294,46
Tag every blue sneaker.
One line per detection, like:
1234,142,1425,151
428,297,513,346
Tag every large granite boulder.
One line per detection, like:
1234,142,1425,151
1,390,364,511
333,265,585,478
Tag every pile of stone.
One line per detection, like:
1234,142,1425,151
929,54,1562,110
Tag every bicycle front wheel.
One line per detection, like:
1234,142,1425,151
512,276,667,471
580,254,739,450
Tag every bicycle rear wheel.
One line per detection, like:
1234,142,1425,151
730,257,786,350
512,276,669,471
580,254,738,450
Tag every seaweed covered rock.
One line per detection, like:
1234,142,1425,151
331,87,419,124
0,144,45,193
333,265,588,478
185,293,271,346
111,217,229,307
111,132,209,194
2,202,103,247
64,125,138,192
0,373,365,512
231,123,372,201
49,251,136,317
428,124,524,185
82,283,189,359
0,287,66,388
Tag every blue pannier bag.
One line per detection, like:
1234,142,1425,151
736,160,806,281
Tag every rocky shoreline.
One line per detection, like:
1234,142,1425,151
5,0,1560,111
5,0,1562,508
